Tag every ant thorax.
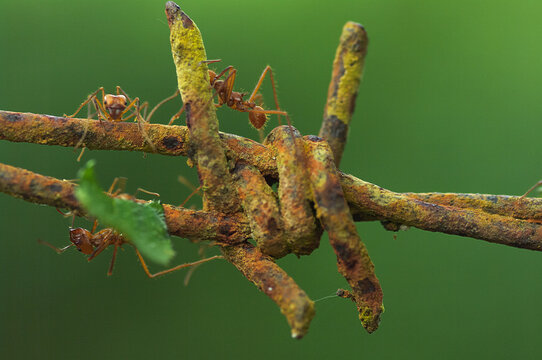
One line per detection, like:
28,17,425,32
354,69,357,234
103,94,128,120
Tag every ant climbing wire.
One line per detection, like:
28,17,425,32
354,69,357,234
170,61,292,132
209,64,288,129
39,224,221,277
66,86,182,161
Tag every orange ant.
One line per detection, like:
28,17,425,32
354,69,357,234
169,60,290,131
39,222,221,277
208,64,289,129
39,177,222,277
67,86,182,160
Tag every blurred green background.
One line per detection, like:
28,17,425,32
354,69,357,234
1,0,541,358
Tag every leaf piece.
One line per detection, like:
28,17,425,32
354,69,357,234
75,160,175,265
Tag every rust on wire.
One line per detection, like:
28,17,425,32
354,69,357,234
264,126,322,255
320,21,368,166
304,136,383,332
222,242,315,339
0,162,250,244
233,162,289,258
2,111,542,249
166,1,240,215
1,0,542,339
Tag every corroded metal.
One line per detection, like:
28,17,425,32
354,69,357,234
221,242,315,339
2,2,542,339
2,110,542,249
0,162,250,244
304,136,383,332
166,1,240,214
320,22,368,166
264,126,321,255
342,174,542,250
233,162,289,258
406,192,542,222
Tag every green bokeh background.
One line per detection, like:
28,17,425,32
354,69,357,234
1,0,541,358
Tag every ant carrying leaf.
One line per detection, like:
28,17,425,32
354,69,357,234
39,169,222,276
39,222,222,277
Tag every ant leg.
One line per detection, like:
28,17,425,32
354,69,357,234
87,229,114,261
90,219,99,234
118,96,141,122
74,98,98,161
134,188,160,198
76,148,87,162
133,246,223,278
177,175,201,192
247,108,290,129
177,175,202,207
199,59,222,66
107,243,120,276
221,68,237,105
37,239,74,254
146,89,180,124
248,65,283,124
123,98,157,152
521,180,542,198
107,177,127,195
115,86,146,123
123,101,148,122
183,243,214,286
168,103,186,125
180,185,203,207
65,87,106,119
214,65,234,81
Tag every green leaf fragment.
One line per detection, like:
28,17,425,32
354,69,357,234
75,160,175,266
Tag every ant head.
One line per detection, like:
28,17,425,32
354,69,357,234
69,228,94,255
104,94,128,120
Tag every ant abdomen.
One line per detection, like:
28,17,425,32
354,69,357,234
249,107,268,129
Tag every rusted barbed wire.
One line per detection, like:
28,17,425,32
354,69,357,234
0,162,250,243
1,1,542,339
2,111,540,248
320,21,368,166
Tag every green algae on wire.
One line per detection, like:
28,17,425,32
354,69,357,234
166,1,240,214
304,136,383,333
320,22,368,166
264,126,322,255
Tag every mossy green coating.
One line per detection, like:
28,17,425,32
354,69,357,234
264,126,321,255
3,110,542,250
0,162,250,244
407,192,542,222
341,174,542,250
304,136,383,333
320,22,367,165
166,2,240,214
233,162,289,258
